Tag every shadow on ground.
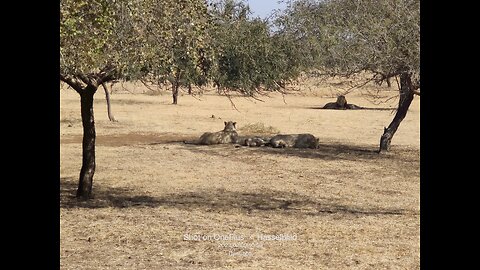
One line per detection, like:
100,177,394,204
258,142,381,161
181,141,418,164
60,177,417,217
61,132,195,147
61,132,418,164
308,106,394,111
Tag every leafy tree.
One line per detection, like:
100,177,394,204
208,0,301,97
277,0,420,152
139,0,213,104
273,0,327,71
60,0,212,199
61,0,126,199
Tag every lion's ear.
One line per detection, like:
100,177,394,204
233,122,237,127
224,121,227,126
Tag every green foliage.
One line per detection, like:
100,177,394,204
60,0,302,96
322,0,419,79
274,0,327,70
139,0,213,88
209,0,301,96
277,0,420,88
60,0,213,87
60,0,119,76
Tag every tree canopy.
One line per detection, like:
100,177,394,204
276,0,420,88
208,0,302,97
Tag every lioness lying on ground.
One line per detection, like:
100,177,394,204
184,121,238,145
267,134,320,149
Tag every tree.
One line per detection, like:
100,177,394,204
60,0,125,199
277,0,420,152
139,0,213,104
60,0,212,199
208,0,302,97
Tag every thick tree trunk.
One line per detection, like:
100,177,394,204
102,82,116,122
172,81,179,104
379,73,415,152
77,85,97,199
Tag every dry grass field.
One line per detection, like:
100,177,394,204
60,78,420,269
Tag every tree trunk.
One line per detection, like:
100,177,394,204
386,77,392,88
77,85,97,199
102,82,116,122
172,81,179,104
188,83,192,95
379,73,415,152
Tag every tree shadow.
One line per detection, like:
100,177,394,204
309,106,394,111
60,178,417,217
256,142,382,162
181,141,399,163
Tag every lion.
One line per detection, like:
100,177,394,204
267,134,319,149
184,121,238,145
322,95,364,110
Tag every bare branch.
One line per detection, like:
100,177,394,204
221,88,240,112
102,82,117,122
140,79,162,93
119,81,136,94
340,77,376,95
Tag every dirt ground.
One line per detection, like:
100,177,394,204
60,78,420,269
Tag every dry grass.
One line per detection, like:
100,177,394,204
60,79,419,269
237,122,280,136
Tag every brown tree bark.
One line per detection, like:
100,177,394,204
171,70,181,104
102,82,117,122
379,72,415,152
76,85,97,199
172,81,179,104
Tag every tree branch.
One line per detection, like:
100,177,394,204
60,74,84,93
140,78,163,93
221,87,240,112
102,82,117,122
97,64,118,85
77,73,94,87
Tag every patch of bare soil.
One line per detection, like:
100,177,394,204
61,132,196,147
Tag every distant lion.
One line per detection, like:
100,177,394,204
184,121,238,145
267,134,319,149
323,95,364,110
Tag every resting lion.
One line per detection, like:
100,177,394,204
267,134,319,149
184,121,238,145
322,95,364,110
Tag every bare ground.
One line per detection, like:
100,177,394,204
60,80,420,269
